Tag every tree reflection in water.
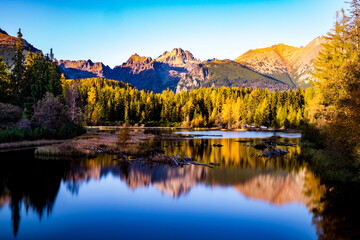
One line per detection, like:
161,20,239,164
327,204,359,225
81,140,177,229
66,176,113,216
0,137,359,239
0,150,71,237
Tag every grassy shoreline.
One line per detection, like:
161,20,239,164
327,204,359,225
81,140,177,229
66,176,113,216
0,139,68,152
0,127,301,152
86,125,300,132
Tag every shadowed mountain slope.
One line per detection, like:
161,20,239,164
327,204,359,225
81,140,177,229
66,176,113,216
0,28,41,66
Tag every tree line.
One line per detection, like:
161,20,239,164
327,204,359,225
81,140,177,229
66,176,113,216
63,77,307,128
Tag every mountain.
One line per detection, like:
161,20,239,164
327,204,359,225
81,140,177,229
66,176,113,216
111,54,160,91
58,59,113,79
0,27,324,92
110,49,199,92
290,37,326,86
235,44,297,87
58,48,200,92
0,28,41,66
235,37,325,88
155,48,198,67
176,60,292,93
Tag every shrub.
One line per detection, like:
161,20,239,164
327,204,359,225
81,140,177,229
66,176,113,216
0,103,23,126
31,92,69,130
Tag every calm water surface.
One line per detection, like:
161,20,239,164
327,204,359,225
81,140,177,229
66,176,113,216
0,130,359,240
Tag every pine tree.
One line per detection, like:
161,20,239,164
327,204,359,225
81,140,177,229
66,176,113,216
46,51,62,96
22,48,63,114
10,28,25,104
49,48,54,61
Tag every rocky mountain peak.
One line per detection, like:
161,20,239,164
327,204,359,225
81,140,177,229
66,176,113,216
57,59,111,79
156,48,198,67
171,48,185,55
125,54,153,66
119,54,154,76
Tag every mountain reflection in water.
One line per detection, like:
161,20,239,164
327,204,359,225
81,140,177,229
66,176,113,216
0,135,359,240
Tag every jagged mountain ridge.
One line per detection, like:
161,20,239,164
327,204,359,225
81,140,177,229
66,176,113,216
58,59,113,79
0,28,198,92
56,38,325,92
110,48,200,92
0,28,41,66
58,48,200,92
155,48,198,67
0,27,325,92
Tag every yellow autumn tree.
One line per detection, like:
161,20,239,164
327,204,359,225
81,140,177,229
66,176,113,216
309,8,360,161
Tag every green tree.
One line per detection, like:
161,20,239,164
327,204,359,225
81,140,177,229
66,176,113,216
10,28,25,104
46,52,63,96
22,49,63,114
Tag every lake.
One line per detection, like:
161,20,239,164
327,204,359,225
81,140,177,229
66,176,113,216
0,130,359,240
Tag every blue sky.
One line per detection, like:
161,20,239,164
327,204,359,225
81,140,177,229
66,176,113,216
0,0,346,67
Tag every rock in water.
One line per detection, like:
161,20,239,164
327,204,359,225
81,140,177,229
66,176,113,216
254,144,267,150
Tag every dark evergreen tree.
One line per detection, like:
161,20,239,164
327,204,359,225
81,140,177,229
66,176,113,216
22,48,63,115
10,28,25,104
46,50,62,97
